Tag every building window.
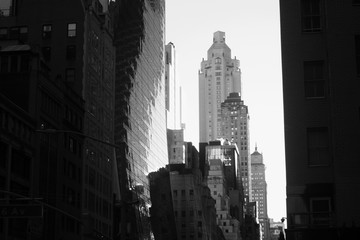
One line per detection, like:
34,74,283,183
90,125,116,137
310,198,331,226
304,61,325,98
42,24,52,39
1,56,9,73
19,26,28,42
42,47,51,61
307,127,330,166
0,28,8,39
66,45,76,60
9,27,19,39
215,57,221,64
355,35,360,76
65,68,75,82
20,54,30,72
301,0,322,32
68,23,77,37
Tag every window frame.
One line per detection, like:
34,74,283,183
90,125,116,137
42,24,52,39
307,127,330,167
66,45,76,60
301,0,323,33
65,68,76,82
67,23,77,38
304,60,326,99
310,197,332,226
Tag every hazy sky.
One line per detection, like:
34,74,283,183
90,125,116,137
165,0,286,221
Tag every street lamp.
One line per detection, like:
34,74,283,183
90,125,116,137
35,128,122,149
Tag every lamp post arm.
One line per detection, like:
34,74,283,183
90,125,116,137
35,129,121,149
0,190,81,222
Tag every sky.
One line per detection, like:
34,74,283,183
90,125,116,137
165,0,286,222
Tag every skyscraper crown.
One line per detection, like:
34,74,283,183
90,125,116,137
213,31,226,43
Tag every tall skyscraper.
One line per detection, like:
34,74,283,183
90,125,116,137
280,0,360,239
220,92,252,199
251,146,269,240
112,0,168,239
199,31,241,143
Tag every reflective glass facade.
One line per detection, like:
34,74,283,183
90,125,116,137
112,0,167,239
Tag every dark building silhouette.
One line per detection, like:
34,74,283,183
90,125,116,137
243,202,261,240
149,168,177,240
111,0,168,239
280,0,360,239
149,142,224,240
0,0,114,239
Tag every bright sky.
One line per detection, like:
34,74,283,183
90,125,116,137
165,0,286,222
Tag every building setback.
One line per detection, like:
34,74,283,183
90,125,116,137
111,0,168,239
280,0,360,239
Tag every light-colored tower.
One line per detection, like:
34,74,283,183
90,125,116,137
165,42,181,129
199,31,241,143
220,92,252,200
251,146,269,240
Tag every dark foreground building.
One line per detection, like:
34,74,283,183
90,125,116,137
280,0,360,239
0,0,115,239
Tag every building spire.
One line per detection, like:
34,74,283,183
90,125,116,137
255,142,258,152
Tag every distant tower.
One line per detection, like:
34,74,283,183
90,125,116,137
220,92,252,200
251,146,269,240
199,31,242,143
165,42,181,129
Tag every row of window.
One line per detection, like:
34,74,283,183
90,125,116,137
42,45,77,61
0,23,77,41
174,210,202,218
173,189,194,197
0,54,76,82
0,26,28,41
42,23,77,39
0,54,30,73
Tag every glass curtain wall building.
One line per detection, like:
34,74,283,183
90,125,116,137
112,0,168,239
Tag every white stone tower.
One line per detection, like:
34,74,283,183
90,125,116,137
199,31,242,143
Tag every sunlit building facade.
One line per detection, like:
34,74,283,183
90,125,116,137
165,42,181,130
112,0,168,239
199,31,242,143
